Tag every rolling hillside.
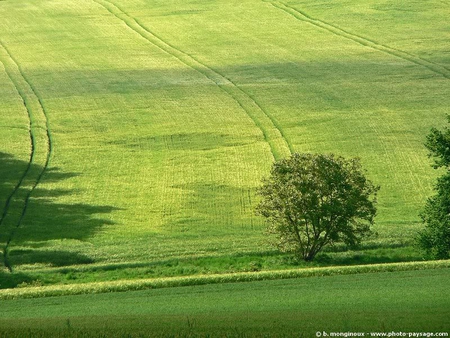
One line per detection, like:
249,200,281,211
0,0,449,286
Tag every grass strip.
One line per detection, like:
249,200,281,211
1,259,449,300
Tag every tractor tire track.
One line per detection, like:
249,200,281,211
0,41,52,272
270,1,450,80
0,59,35,249
93,0,292,160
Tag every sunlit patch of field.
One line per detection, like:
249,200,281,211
0,0,448,287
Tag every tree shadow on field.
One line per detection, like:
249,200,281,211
313,241,422,266
0,151,120,288
0,270,36,289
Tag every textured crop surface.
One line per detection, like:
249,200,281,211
0,0,449,286
0,269,449,337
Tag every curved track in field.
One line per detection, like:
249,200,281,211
0,41,52,272
93,0,293,160
270,2,450,80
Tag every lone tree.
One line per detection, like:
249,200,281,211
417,116,450,259
256,153,379,261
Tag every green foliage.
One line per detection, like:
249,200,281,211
425,115,450,169
418,116,450,259
257,153,379,261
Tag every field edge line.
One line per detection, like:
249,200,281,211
1,259,449,300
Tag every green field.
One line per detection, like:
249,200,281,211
1,0,449,335
1,269,449,337
0,0,450,333
0,0,449,286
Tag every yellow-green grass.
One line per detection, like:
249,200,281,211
0,268,449,337
1,260,449,300
0,0,449,286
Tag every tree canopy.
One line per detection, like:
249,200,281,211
256,153,379,261
418,116,450,259
425,117,450,169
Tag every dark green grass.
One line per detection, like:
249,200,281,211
1,240,425,288
0,244,421,288
1,269,449,337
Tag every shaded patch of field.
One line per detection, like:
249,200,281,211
1,241,427,288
